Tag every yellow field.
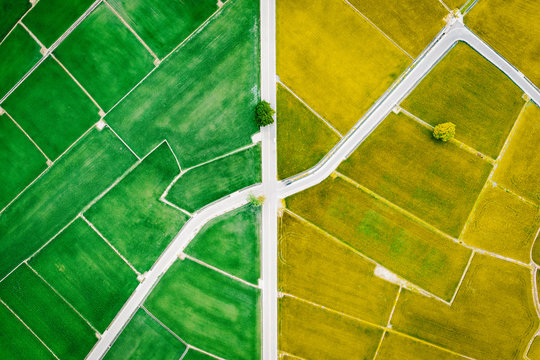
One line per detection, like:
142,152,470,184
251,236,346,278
529,335,540,359
376,332,468,360
277,0,411,134
444,0,467,9
278,211,399,325
278,296,383,359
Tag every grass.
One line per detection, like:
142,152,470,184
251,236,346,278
166,145,261,212
462,185,540,263
466,0,540,86
1,56,98,160
493,103,540,204
338,112,492,237
105,0,259,168
278,211,399,325
104,308,186,360
391,254,538,359
182,349,216,360
54,3,154,111
277,0,410,134
0,127,135,279
401,42,525,159
0,114,46,209
286,176,472,301
186,205,261,284
145,258,260,360
346,0,447,57
85,142,188,272
278,296,383,360
107,0,218,58
0,265,96,359
376,332,468,360
0,25,41,98
29,218,138,332
0,0,31,40
276,84,339,179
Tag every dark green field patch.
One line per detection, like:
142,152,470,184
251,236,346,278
0,0,31,40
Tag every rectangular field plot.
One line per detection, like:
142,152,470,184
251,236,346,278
401,42,525,158
376,332,469,360
0,0,31,40
277,0,410,134
166,145,261,212
278,296,382,360
29,218,138,332
278,211,399,325
286,176,472,301
0,127,135,279
338,112,492,237
104,308,186,360
106,0,259,168
85,142,188,272
391,254,538,359
0,265,96,359
145,258,260,360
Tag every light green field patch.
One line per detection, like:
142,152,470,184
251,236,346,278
146,258,260,360
166,145,261,213
0,128,135,279
86,142,188,272
276,84,339,179
376,332,469,360
0,265,96,359
104,308,186,360
401,42,524,158
29,218,138,332
186,205,261,284
0,0,31,40
1,57,99,159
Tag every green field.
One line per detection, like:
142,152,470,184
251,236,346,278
105,0,259,167
0,0,31,40
108,0,218,58
1,56,98,159
54,3,154,111
0,128,135,279
186,205,261,284
145,258,260,360
104,308,186,360
86,142,188,272
182,349,216,360
338,112,492,237
401,42,524,159
29,218,138,332
0,265,96,359
166,145,261,212
279,211,399,325
0,25,41,97
0,114,46,209
276,84,339,179
376,332,468,360
286,176,472,301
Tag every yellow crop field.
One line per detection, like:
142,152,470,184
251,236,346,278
529,335,540,359
376,332,468,360
277,0,411,134
444,0,467,9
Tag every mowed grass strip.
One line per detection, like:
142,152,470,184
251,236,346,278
29,218,138,332
107,0,217,58
276,84,339,179
376,332,469,360
0,0,31,39
493,103,540,204
0,114,46,209
166,145,261,213
186,205,261,284
106,0,259,168
1,56,99,160
104,308,186,360
0,128,135,279
277,0,410,134
286,176,472,301
466,0,540,86
0,265,96,359
338,112,492,237
391,254,538,359
278,296,383,360
278,211,399,325
86,142,188,272
145,258,260,360
401,42,525,158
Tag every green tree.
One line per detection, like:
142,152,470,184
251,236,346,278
433,122,456,142
255,100,275,127
248,194,265,207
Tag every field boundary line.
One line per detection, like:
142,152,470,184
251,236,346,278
386,286,402,327
449,251,474,304
163,139,182,172
524,266,540,360
438,0,451,12
3,109,50,162
279,351,307,360
372,330,386,360
140,306,189,346
0,165,49,215
531,227,540,268
185,345,226,360
159,198,192,217
0,299,60,360
105,124,141,160
0,0,41,45
18,21,46,49
178,347,190,360
493,181,540,209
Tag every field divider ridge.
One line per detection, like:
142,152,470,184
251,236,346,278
2,109,51,163
0,0,41,45
18,20,46,51
105,124,141,160
140,306,188,346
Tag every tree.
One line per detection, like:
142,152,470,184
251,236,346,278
433,122,456,142
248,194,265,207
255,100,275,127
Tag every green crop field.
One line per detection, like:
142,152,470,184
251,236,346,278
0,0,31,40
376,332,468,360
182,349,216,360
